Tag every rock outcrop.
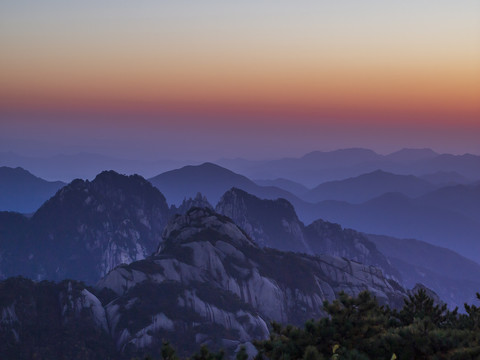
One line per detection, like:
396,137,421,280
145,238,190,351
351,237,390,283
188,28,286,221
170,192,213,216
216,188,400,280
0,207,409,358
0,171,170,283
0,277,116,360
216,188,311,253
96,208,407,355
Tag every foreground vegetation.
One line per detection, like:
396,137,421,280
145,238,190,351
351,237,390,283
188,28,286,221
146,289,480,360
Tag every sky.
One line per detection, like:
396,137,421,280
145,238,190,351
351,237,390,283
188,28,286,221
1,0,479,160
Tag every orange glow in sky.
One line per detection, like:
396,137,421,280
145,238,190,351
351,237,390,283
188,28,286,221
1,1,479,157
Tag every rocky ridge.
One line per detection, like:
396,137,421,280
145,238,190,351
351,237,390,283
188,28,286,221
95,208,407,355
0,171,170,283
216,188,400,280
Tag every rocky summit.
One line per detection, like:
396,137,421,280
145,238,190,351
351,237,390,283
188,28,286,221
0,171,170,283
94,207,407,356
216,188,400,280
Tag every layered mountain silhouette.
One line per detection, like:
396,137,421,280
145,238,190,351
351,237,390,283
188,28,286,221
0,171,170,283
0,151,190,182
218,148,383,186
149,162,301,206
217,148,480,187
149,163,255,205
304,170,435,203
0,166,65,213
0,208,407,359
384,148,438,163
1,170,479,311
368,234,480,309
253,178,308,197
307,185,480,263
1,147,478,358
149,163,480,264
215,188,399,279
420,171,473,186
216,188,480,309
417,183,480,222
3,163,478,275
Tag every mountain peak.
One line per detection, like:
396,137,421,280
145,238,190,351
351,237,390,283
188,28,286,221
386,148,438,162
149,163,255,205
197,162,227,169
362,169,419,180
159,207,256,252
22,171,171,282
93,169,124,181
50,170,164,207
301,148,379,161
0,165,33,176
220,187,297,213
0,166,66,213
216,188,311,253
92,170,147,186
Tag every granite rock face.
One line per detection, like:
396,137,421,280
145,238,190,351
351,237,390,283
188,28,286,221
216,188,400,280
170,192,213,216
96,208,407,355
0,278,116,360
0,207,408,358
0,171,170,283
215,188,311,253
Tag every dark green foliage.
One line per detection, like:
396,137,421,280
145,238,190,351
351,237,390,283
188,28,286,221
236,346,248,360
397,288,454,326
463,292,480,330
303,345,324,360
161,341,179,360
190,345,224,360
0,277,117,360
3,277,480,360
255,290,480,360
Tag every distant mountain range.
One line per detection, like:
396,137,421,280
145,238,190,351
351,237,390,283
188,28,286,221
304,169,435,203
149,162,300,206
1,170,478,310
0,151,192,182
215,188,398,279
420,171,472,186
2,162,478,266
216,188,480,309
217,148,480,187
0,171,171,283
2,148,478,187
0,208,407,359
0,171,396,284
1,185,478,357
418,184,480,221
1,150,479,358
306,185,480,263
253,178,309,197
368,234,480,309
0,167,65,213
147,163,480,263
382,148,439,163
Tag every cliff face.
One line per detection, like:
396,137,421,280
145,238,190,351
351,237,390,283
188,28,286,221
304,219,399,279
0,207,407,358
0,171,170,283
0,278,116,360
215,188,311,253
216,188,400,280
96,208,407,355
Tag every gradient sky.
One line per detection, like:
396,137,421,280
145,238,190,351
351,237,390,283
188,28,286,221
1,0,479,159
